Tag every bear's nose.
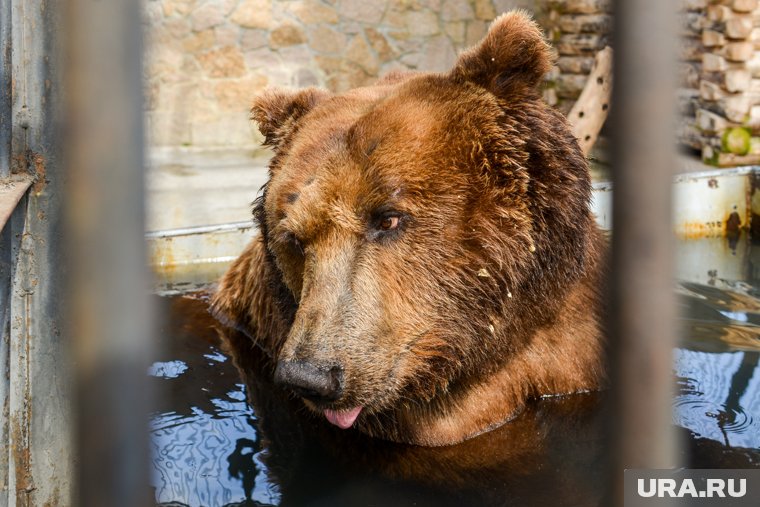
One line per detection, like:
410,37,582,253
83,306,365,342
273,360,344,402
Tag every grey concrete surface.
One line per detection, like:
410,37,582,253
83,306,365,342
147,147,271,231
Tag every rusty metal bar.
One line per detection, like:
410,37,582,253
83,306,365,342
4,0,71,505
610,0,679,502
0,0,13,498
1,0,10,180
64,0,153,505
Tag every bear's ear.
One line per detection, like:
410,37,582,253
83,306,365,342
251,87,331,148
450,10,553,97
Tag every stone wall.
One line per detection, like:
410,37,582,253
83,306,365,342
144,0,536,148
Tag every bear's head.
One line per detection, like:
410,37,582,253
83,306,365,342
213,11,601,445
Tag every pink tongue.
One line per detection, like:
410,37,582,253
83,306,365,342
324,406,363,429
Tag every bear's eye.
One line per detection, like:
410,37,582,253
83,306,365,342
379,216,399,231
369,211,405,241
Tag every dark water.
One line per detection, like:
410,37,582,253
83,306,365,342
149,294,280,507
150,236,760,507
673,235,760,466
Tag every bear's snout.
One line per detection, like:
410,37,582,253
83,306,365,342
273,359,344,403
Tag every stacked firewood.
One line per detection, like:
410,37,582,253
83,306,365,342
677,0,706,152
682,0,760,166
541,0,613,115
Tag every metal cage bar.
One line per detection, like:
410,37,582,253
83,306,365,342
65,0,153,505
4,0,70,505
610,0,679,503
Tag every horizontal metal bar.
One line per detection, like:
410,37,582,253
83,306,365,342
145,220,253,239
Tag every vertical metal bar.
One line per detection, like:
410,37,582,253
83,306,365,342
0,231,9,507
0,208,23,507
64,0,152,505
0,0,13,499
0,0,11,180
610,0,679,503
7,0,71,505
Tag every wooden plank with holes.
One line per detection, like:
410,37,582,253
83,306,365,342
568,46,613,156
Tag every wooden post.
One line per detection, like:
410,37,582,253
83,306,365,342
569,46,613,156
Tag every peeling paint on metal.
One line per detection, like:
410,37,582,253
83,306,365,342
30,152,46,195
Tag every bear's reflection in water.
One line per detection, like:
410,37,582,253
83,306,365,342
151,295,609,507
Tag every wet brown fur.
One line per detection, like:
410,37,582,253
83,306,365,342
211,11,607,446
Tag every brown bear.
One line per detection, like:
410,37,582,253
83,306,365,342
210,10,607,447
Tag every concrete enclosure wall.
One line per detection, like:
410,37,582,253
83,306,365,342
144,0,536,148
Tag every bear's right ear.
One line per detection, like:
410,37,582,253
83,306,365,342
251,87,331,148
450,10,553,98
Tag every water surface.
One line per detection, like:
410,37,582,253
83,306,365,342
150,235,760,506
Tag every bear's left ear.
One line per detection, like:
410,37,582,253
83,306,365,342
251,87,331,148
450,10,553,97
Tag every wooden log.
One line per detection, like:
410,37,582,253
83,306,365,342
725,16,754,39
679,0,708,11
699,95,751,123
703,52,728,71
707,5,733,23
713,151,760,166
699,79,727,101
703,30,726,47
554,0,612,15
557,55,596,74
706,97,753,124
676,122,704,151
725,41,754,62
697,108,730,133
751,27,760,48
677,88,700,117
678,62,701,88
679,36,706,62
701,134,723,151
700,46,757,65
749,104,760,123
746,53,760,76
556,33,610,55
680,12,707,36
725,68,752,92
696,107,760,137
568,46,612,156
558,14,612,34
732,0,758,14
725,96,756,122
